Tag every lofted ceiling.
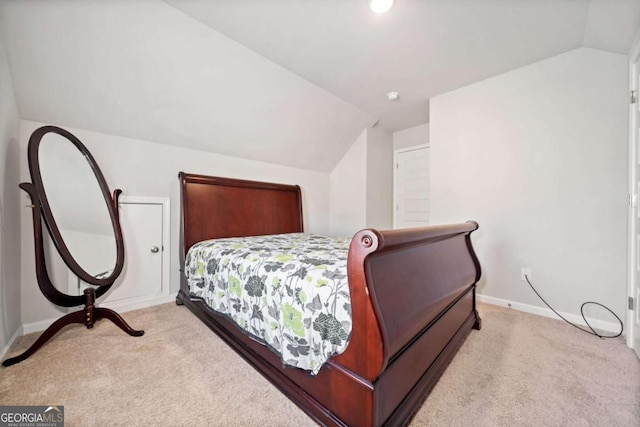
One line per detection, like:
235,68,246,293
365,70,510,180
1,0,639,172
165,0,640,131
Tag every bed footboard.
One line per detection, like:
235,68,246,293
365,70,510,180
333,221,481,425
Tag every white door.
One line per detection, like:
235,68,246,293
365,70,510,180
69,198,170,312
394,145,430,228
103,202,163,304
629,51,640,359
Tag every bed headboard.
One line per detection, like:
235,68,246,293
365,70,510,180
178,172,303,257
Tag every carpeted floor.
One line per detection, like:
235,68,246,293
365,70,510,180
1,302,638,426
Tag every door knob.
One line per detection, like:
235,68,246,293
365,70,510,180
150,246,160,253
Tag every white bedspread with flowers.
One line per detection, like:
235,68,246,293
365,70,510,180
185,233,352,375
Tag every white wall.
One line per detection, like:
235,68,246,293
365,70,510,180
0,0,373,173
393,123,429,151
329,129,367,237
329,127,394,237
366,126,393,230
430,47,628,326
0,26,21,352
20,120,331,325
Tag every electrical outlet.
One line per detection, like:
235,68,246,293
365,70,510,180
520,268,532,281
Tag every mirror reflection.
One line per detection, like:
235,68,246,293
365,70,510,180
38,132,117,279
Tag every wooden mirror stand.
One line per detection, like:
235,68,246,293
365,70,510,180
2,126,143,367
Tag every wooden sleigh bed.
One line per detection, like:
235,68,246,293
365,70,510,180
176,172,482,426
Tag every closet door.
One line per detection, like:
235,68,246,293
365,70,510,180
69,198,170,311
104,202,164,303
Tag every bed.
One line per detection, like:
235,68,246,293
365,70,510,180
176,172,482,426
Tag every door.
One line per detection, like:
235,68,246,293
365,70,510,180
69,198,170,311
630,51,640,359
394,145,430,228
103,202,163,304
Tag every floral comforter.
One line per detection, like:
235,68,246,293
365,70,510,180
184,233,352,375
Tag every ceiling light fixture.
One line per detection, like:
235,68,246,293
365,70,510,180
369,0,395,14
387,91,400,101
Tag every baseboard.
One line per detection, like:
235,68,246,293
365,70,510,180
23,317,60,335
20,292,178,336
0,327,23,361
96,292,178,314
477,294,622,335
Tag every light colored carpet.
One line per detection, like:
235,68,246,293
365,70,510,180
1,302,638,426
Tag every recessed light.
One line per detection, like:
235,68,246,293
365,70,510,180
387,91,400,101
369,0,395,14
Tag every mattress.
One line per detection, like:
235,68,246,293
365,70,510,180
184,233,352,374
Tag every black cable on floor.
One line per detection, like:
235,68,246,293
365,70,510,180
524,275,623,339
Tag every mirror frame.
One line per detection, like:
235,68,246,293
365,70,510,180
27,125,124,287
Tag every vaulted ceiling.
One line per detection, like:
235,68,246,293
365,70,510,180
1,0,639,172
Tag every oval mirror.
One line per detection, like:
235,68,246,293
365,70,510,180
28,126,124,286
